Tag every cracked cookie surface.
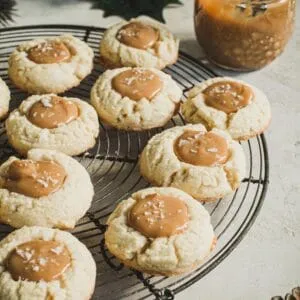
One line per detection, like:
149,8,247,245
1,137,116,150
0,149,94,229
181,77,271,140
8,35,93,94
90,67,182,131
100,19,179,70
0,226,96,300
0,77,10,120
5,94,99,156
139,124,246,201
105,187,215,276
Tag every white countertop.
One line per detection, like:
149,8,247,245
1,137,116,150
6,0,300,299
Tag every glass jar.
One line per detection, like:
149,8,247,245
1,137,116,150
194,0,296,71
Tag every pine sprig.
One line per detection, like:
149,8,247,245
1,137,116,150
86,0,182,23
0,0,17,27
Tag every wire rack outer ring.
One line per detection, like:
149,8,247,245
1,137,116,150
0,25,269,300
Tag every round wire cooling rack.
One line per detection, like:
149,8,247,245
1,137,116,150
0,25,269,300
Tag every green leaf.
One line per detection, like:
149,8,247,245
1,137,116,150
86,0,183,23
0,0,17,27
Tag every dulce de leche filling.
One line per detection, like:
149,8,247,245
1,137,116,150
6,240,71,282
117,22,159,50
128,194,189,238
194,0,295,70
112,69,162,101
28,96,79,129
203,81,252,114
28,41,71,64
174,130,229,166
4,159,66,198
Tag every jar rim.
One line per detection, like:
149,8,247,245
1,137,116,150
238,0,289,8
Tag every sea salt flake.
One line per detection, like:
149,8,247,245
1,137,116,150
47,176,59,185
32,265,40,272
16,248,34,261
41,97,53,108
178,139,189,147
36,178,48,188
207,148,218,153
51,245,64,255
38,257,48,266
195,132,205,139
123,77,136,86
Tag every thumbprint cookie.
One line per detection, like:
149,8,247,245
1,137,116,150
8,35,93,94
100,19,179,69
91,67,182,131
181,77,271,140
5,94,99,156
140,124,246,201
0,149,94,229
0,226,96,299
105,187,216,275
0,77,10,120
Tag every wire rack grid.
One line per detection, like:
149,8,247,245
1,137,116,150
0,25,269,300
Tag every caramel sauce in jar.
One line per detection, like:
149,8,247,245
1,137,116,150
194,0,295,70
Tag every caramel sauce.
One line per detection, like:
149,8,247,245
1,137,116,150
194,0,295,70
174,130,229,166
203,81,252,114
4,159,66,198
28,96,79,129
117,22,159,50
28,41,71,64
7,240,71,282
128,194,189,238
112,69,162,101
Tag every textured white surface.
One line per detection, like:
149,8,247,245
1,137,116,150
7,0,300,299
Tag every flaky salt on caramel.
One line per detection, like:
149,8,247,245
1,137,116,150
112,69,162,101
117,22,159,50
28,41,71,64
7,240,71,282
174,130,229,166
28,96,79,129
128,194,189,238
4,159,66,198
203,81,252,114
